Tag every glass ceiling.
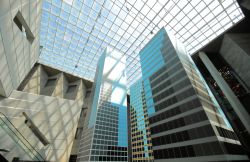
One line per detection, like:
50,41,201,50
39,0,244,87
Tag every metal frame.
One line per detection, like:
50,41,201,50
39,0,244,87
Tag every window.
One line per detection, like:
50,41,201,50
13,11,35,43
23,112,49,145
45,78,57,86
67,85,77,93
85,90,91,98
75,128,83,139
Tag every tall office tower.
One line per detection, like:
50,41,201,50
129,28,249,161
130,80,154,162
77,47,128,162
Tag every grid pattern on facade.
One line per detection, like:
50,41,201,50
130,81,154,162
140,28,246,161
89,83,128,161
39,0,244,86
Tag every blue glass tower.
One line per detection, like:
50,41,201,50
140,29,166,116
77,47,128,162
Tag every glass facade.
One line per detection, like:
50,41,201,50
129,28,249,161
130,80,154,162
77,48,128,162
140,29,166,116
39,0,244,86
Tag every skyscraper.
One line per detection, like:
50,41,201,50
130,28,249,161
77,47,128,162
130,80,154,162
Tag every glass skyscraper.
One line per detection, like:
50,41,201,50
77,47,128,162
130,80,154,162
130,28,249,161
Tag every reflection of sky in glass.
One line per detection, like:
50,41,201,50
39,0,244,87
117,104,128,147
140,29,166,116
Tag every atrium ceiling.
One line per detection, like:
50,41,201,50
39,0,244,86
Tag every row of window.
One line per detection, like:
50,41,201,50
130,106,147,120
200,99,219,114
140,34,164,63
93,139,118,146
149,54,179,86
223,142,246,155
90,156,127,161
154,86,196,111
153,78,191,103
194,87,213,103
150,62,182,88
91,150,127,156
131,128,150,138
161,45,176,61
150,65,167,81
99,101,119,108
184,70,202,86
179,60,209,95
153,141,223,159
185,68,206,89
132,145,153,153
150,111,208,135
95,125,118,133
132,152,153,158
216,126,238,141
131,133,151,143
131,159,154,162
92,145,127,151
131,130,144,139
151,69,186,95
96,117,118,126
189,78,207,93
97,110,119,119
149,43,177,81
152,125,214,146
94,134,118,141
131,113,147,122
94,128,118,136
132,141,151,148
97,108,118,116
205,110,227,126
149,98,201,124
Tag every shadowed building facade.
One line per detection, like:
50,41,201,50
77,47,128,162
129,28,249,162
0,63,92,162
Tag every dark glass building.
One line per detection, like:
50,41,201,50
129,28,249,162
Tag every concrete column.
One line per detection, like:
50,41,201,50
199,51,250,133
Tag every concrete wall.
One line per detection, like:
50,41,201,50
20,64,90,102
0,90,83,162
220,34,250,89
0,62,93,161
22,65,48,94
0,0,42,97
52,73,64,98
22,65,40,94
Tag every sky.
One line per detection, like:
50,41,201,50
39,0,244,87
